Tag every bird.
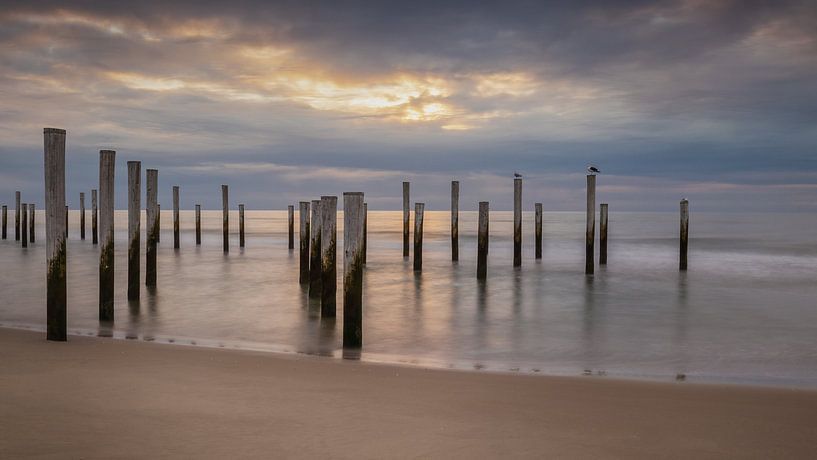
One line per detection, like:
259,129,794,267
586,165,600,175
513,172,523,179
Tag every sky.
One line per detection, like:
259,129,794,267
1,0,816,211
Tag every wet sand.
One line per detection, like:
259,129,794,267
1,327,816,459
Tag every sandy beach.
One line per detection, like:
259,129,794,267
1,327,816,459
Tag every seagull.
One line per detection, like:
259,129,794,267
586,165,600,175
513,172,523,179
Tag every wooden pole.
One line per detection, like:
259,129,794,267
98,150,115,322
44,127,67,341
402,181,410,258
288,205,294,250
309,199,321,297
413,203,424,271
173,185,180,249
535,202,542,260
343,192,364,348
514,178,522,267
91,189,98,244
2,205,6,239
127,161,141,300
585,175,596,275
29,203,35,243
221,185,228,253
21,202,27,248
600,203,608,265
477,201,489,280
362,202,368,264
451,180,459,262
298,201,310,283
145,169,158,287
239,204,245,248
15,190,20,241
320,195,337,317
680,199,689,271
79,192,85,240
195,204,201,245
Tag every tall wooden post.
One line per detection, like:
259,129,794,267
362,202,368,264
221,185,229,253
535,202,542,260
239,204,245,248
99,150,115,322
320,196,337,317
600,203,608,265
91,189,98,244
287,205,294,250
15,190,20,241
298,201,310,283
173,186,180,249
309,199,321,297
127,161,141,300
21,203,28,248
585,175,596,275
79,192,85,240
402,181,410,258
513,178,522,267
680,199,689,271
29,204,35,243
451,180,459,261
343,192,364,348
195,204,201,245
2,205,7,239
477,201,489,281
44,128,67,341
413,203,424,271
145,169,158,287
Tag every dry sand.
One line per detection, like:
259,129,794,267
1,327,816,459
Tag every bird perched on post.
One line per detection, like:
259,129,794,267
513,172,523,179
587,165,600,175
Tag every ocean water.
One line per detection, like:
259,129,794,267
2,209,817,387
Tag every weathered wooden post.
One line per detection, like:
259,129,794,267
680,199,689,271
514,178,522,267
343,192,365,348
195,204,201,245
309,199,321,297
287,205,294,250
221,185,229,253
21,202,28,248
477,201,489,280
44,127,67,341
402,181,410,258
80,192,85,240
2,205,7,239
173,186,180,249
451,180,459,261
127,161,141,300
362,202,368,264
15,190,20,241
413,203,425,271
585,174,596,275
239,204,245,248
99,150,115,322
29,204,35,243
145,169,158,287
298,201,310,283
91,189,98,244
156,204,161,243
535,202,542,260
600,203,608,265
320,195,337,317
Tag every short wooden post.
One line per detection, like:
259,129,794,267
173,185,180,249
288,205,294,250
451,180,459,261
413,203,424,271
195,204,201,245
477,201,489,280
298,201,310,283
535,202,542,259
239,204,245,248
21,202,28,248
15,190,20,241
309,199,321,297
79,192,85,240
1,205,7,239
145,169,158,287
343,192,365,348
320,195,337,317
362,202,368,264
29,203,35,243
585,175,596,275
44,127,67,341
680,199,689,271
402,181,410,258
91,189,98,244
600,203,608,265
514,178,522,267
221,185,229,253
127,161,141,300
99,150,116,322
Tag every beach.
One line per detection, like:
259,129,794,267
1,327,816,459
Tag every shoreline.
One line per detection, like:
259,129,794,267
2,327,817,458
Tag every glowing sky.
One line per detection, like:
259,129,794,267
1,1,816,210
